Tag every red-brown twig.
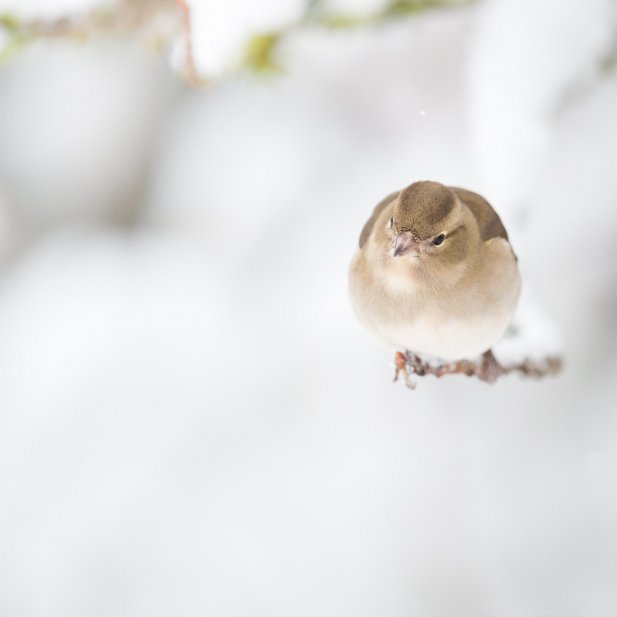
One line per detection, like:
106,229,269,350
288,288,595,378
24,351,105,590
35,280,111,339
394,350,562,389
175,0,201,86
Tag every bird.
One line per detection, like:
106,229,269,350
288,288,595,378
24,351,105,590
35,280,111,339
348,180,521,383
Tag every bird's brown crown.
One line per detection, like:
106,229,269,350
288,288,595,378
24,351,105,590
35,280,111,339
394,181,457,240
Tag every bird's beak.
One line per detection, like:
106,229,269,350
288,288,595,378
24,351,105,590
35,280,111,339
393,231,420,257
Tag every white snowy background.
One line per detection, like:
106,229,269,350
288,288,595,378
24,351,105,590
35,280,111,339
0,0,616,615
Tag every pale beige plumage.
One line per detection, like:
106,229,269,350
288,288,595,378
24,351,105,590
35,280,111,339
349,180,521,361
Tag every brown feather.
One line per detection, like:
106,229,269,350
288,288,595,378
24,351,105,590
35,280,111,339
451,187,508,242
396,181,456,234
358,191,399,248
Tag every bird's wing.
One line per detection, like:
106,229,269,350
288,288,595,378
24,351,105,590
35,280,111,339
451,187,509,242
359,191,399,248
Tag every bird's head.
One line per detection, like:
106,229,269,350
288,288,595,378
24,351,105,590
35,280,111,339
387,181,474,267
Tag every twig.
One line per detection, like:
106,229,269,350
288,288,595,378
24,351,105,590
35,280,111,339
175,0,201,86
394,350,563,388
1,0,474,83
0,0,199,80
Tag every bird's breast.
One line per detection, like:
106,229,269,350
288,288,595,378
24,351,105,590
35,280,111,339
349,243,521,360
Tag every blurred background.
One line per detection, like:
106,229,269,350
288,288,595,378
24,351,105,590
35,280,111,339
0,0,616,615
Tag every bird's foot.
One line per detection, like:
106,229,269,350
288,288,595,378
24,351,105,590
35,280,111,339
477,349,505,384
393,351,416,389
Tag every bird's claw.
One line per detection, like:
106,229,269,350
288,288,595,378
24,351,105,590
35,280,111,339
477,349,505,383
393,351,416,389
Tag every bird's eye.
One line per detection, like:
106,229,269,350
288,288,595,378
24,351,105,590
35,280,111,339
388,218,394,229
433,233,445,246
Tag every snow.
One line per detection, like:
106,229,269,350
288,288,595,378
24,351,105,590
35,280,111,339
323,0,389,17
171,0,306,77
0,43,177,233
0,1,616,615
493,288,563,365
0,0,99,20
465,0,616,216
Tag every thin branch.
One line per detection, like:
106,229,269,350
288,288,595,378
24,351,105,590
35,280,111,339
175,0,201,86
0,0,474,84
394,350,563,389
0,0,193,75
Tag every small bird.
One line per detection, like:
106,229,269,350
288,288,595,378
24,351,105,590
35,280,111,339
349,180,521,382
